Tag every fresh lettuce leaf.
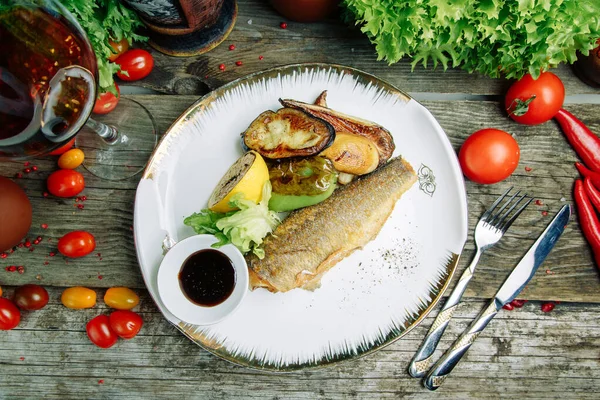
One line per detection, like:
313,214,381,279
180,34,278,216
342,0,600,79
184,182,281,259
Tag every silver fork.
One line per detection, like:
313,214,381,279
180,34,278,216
408,187,532,378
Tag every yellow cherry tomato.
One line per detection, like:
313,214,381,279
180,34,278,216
108,38,129,62
104,287,139,310
61,286,96,309
57,148,85,169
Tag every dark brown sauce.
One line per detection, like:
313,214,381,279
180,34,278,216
178,249,236,307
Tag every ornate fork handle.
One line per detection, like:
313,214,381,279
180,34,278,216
423,300,499,390
408,250,481,378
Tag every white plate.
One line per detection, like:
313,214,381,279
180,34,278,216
134,64,468,371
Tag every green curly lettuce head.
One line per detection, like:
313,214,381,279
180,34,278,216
343,0,600,79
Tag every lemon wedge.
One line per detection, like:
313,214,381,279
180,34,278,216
208,151,269,213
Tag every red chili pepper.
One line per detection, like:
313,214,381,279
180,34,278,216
555,109,600,173
584,177,600,212
575,162,600,189
573,179,600,269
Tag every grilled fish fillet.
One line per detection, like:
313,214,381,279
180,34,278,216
246,156,417,292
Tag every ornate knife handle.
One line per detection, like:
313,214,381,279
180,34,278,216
408,262,476,378
423,300,499,390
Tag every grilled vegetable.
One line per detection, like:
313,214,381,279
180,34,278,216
242,108,335,159
337,172,356,185
268,156,338,212
320,132,379,175
280,97,395,166
207,151,269,213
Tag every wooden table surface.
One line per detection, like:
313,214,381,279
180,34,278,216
1,0,600,398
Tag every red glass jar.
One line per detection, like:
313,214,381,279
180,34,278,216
269,0,339,22
573,39,600,87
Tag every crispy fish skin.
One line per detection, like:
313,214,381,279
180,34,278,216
246,156,417,293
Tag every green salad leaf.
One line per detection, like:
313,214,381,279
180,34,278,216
59,0,147,95
342,0,600,79
184,182,281,259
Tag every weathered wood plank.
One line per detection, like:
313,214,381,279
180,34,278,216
0,96,599,302
0,287,598,398
131,0,600,96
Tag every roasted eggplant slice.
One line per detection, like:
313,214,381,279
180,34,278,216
279,97,395,166
242,108,335,159
314,90,329,107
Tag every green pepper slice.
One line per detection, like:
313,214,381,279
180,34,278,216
268,156,337,212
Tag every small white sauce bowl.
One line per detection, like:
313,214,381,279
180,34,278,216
157,234,249,326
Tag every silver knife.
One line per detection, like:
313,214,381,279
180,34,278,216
423,204,571,391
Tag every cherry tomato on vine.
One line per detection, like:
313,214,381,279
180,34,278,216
459,128,520,184
48,137,75,156
0,298,21,330
13,284,49,310
115,49,154,81
57,148,85,169
109,310,143,339
505,71,565,125
93,83,120,115
108,38,129,62
47,169,84,197
58,231,96,258
61,287,97,309
104,287,139,310
86,315,118,348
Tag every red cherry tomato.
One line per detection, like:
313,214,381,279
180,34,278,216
58,231,96,258
47,169,85,197
505,71,565,125
109,310,143,339
93,83,120,115
459,129,520,184
0,298,21,330
86,315,118,348
108,38,129,62
115,49,154,81
48,137,76,156
13,284,49,310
